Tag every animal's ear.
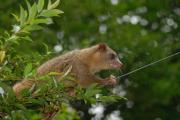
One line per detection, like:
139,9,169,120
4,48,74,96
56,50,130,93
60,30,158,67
98,43,107,51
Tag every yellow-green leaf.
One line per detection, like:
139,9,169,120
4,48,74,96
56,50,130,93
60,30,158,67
26,0,31,10
0,51,5,63
40,9,63,17
20,6,27,26
32,18,49,24
47,0,52,10
24,24,43,31
28,3,37,22
37,0,44,12
24,63,32,78
48,0,60,10
11,13,19,22
48,72,63,76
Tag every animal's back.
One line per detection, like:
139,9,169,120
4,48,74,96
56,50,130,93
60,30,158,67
37,50,79,76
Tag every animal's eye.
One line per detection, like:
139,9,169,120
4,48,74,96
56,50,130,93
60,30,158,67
110,53,116,60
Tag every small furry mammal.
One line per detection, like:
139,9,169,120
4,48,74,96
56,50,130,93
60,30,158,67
13,43,123,96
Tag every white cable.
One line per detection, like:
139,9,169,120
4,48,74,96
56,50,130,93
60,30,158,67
118,51,180,79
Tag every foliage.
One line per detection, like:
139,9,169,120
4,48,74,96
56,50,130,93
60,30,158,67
0,0,125,119
50,0,180,119
0,0,180,120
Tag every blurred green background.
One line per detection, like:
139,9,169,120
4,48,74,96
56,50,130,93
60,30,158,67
0,0,180,119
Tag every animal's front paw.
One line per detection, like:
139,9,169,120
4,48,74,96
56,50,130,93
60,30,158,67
105,75,117,86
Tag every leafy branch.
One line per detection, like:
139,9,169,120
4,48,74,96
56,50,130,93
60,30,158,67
0,0,63,64
0,0,125,119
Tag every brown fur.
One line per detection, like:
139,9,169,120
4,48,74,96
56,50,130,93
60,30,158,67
13,43,123,96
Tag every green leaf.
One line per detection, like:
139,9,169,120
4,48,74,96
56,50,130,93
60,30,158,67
26,0,31,10
23,24,43,31
48,0,60,10
20,36,33,42
47,0,52,10
37,0,44,13
28,3,37,22
40,9,63,17
32,18,49,24
0,51,5,63
24,63,32,77
15,103,26,110
11,13,19,22
4,31,10,37
42,43,51,55
99,96,119,103
30,98,46,105
85,84,101,97
20,6,27,26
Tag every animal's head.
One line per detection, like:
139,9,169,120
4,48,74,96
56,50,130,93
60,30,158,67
89,43,123,73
